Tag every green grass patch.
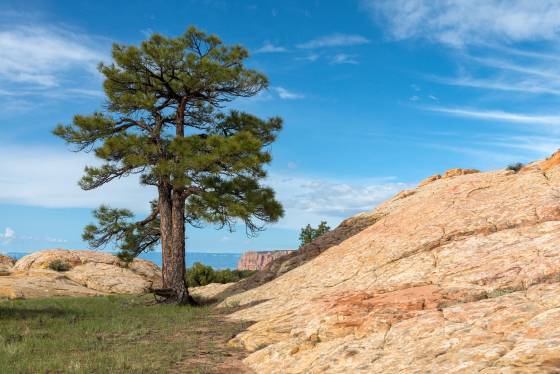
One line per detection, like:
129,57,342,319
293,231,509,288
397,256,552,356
0,295,248,373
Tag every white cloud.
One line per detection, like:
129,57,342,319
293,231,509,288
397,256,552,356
0,25,106,88
3,228,15,239
0,145,156,213
366,0,560,47
272,86,305,100
254,42,288,54
331,53,359,65
435,75,560,96
0,144,408,231
0,228,15,245
269,174,409,229
478,135,560,155
298,53,321,62
297,33,370,49
426,106,560,126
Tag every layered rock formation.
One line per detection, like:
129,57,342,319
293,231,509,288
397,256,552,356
0,249,161,299
237,250,294,271
0,255,15,276
220,154,560,373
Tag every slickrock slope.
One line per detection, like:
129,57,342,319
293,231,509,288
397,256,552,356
222,156,560,373
237,250,294,271
213,199,411,299
0,249,162,299
190,282,236,302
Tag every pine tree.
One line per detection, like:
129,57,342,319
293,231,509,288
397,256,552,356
54,26,284,304
298,221,331,247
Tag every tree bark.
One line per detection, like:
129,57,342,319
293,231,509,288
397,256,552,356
158,180,173,288
170,187,192,304
163,96,192,305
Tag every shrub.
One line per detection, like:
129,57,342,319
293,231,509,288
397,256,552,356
48,259,71,272
506,162,524,173
299,221,331,247
186,262,255,287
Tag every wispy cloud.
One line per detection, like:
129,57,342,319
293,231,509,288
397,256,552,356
0,228,15,244
479,135,560,154
0,145,155,213
0,144,407,231
366,0,560,47
295,53,320,62
254,42,288,54
269,174,409,229
434,75,560,96
272,86,304,100
426,106,560,127
0,25,105,88
297,33,370,49
331,53,359,65
0,227,68,247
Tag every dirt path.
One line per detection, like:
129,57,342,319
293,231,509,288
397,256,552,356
172,308,254,374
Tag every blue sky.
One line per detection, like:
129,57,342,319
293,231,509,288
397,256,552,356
1,0,560,254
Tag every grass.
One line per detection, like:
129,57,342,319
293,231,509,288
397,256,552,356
0,295,250,373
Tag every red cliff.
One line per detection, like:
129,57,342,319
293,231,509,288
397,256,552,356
237,250,294,271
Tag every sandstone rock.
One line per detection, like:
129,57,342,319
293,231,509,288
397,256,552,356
442,167,479,178
2,249,162,299
0,255,15,276
190,282,236,302
0,265,12,276
220,155,560,373
419,168,479,188
0,255,15,266
418,174,441,187
237,250,294,271
0,269,103,299
216,205,409,300
65,263,155,294
539,149,560,172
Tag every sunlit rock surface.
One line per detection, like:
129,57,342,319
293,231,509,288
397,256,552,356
0,249,161,299
222,152,560,373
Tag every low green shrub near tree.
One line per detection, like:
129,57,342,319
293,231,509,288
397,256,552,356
186,262,255,287
299,221,331,247
48,260,71,272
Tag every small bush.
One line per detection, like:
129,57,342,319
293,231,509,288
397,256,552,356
299,221,331,247
48,259,71,272
506,162,524,173
186,262,255,287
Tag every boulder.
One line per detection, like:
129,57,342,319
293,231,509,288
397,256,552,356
0,255,15,277
0,269,103,299
0,255,15,266
220,153,560,373
1,249,162,299
418,168,479,188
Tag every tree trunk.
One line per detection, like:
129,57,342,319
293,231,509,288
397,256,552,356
170,187,193,305
158,180,173,288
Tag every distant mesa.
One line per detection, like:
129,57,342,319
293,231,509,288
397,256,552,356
237,250,294,271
